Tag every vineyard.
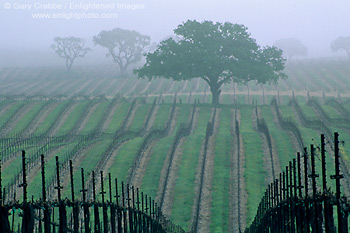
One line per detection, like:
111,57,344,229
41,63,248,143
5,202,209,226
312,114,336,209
1,60,350,103
1,60,350,232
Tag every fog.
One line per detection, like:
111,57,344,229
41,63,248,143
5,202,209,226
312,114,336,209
1,0,350,66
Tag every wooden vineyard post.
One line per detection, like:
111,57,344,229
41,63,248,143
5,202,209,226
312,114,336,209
321,134,335,233
69,160,75,201
272,179,278,232
293,159,297,199
293,158,298,232
132,186,136,232
115,178,122,233
127,184,134,233
55,156,67,233
269,183,273,232
55,156,62,201
283,171,286,232
100,171,108,233
152,198,155,232
41,154,51,233
109,174,116,233
297,153,303,198
145,194,150,232
41,155,46,202
331,132,347,233
274,180,278,231
279,173,284,233
304,148,311,233
321,134,327,192
122,182,127,233
80,168,90,233
271,183,275,232
142,192,146,232
21,151,34,233
0,159,2,204
69,160,79,233
309,145,321,233
92,171,101,233
286,166,291,233
136,188,142,233
21,151,28,203
109,174,112,202
270,184,273,231
0,158,11,233
272,182,276,232
296,153,305,232
289,161,295,233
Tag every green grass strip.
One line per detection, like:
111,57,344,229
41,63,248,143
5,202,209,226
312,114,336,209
210,107,232,232
239,106,266,225
321,105,343,118
79,101,110,134
280,105,336,191
151,104,172,130
105,103,130,133
2,150,31,187
56,101,89,135
128,104,152,132
107,137,144,184
141,105,191,198
34,101,69,135
0,101,25,127
260,106,296,167
299,103,318,119
2,143,57,187
63,139,113,200
10,101,46,134
171,106,211,231
26,142,79,200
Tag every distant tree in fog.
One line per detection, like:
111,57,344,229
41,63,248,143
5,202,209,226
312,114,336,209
51,37,91,71
135,20,286,105
331,36,350,61
274,38,307,61
93,28,150,77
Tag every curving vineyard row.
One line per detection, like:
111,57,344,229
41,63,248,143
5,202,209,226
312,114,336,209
2,92,350,232
1,60,350,105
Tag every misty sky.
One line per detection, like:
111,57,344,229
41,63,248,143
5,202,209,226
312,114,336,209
1,0,350,61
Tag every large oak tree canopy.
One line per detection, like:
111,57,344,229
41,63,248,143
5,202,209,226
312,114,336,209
93,28,150,76
135,20,286,104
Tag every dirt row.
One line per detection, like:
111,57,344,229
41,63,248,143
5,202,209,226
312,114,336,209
24,101,60,136
156,107,199,216
231,110,247,232
254,108,281,185
82,103,143,199
193,108,218,233
129,106,177,188
83,102,161,200
0,102,36,136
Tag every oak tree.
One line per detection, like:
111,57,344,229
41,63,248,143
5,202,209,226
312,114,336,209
135,20,286,104
331,36,350,61
274,38,307,61
93,28,150,76
51,37,91,71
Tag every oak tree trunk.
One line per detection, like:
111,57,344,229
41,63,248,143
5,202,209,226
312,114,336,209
209,83,221,105
119,63,127,77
